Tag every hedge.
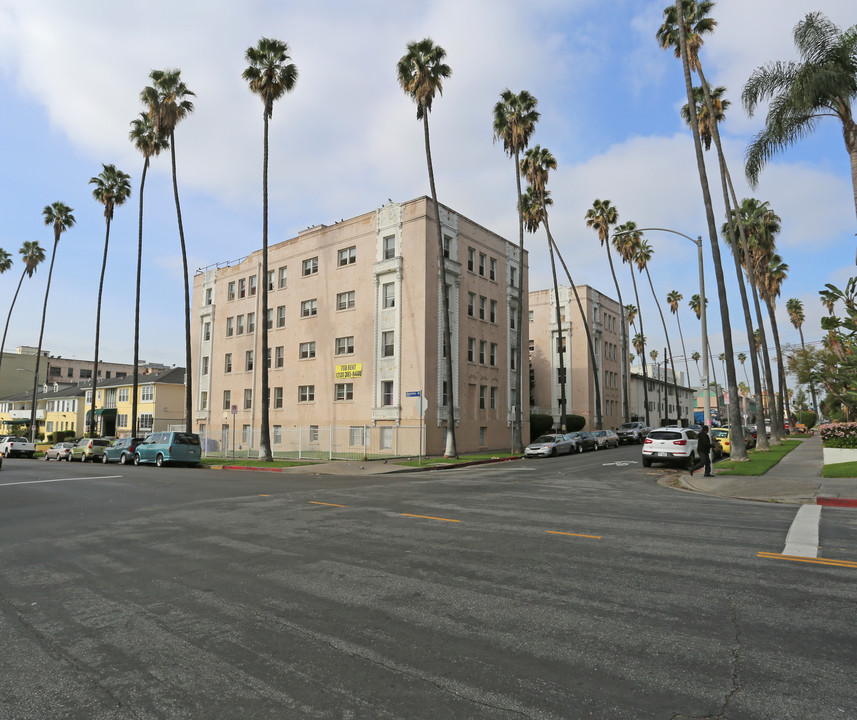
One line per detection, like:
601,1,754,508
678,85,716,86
818,422,857,449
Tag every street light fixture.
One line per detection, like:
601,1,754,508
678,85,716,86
612,227,710,427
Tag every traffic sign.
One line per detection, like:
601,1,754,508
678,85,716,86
414,396,428,417
231,404,238,415
406,391,421,397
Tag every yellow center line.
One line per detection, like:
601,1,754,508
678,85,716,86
546,530,602,540
400,513,460,523
258,494,270,497
309,501,347,508
757,552,857,569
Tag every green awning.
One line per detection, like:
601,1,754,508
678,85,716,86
94,408,117,417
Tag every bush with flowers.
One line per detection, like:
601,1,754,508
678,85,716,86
818,422,857,448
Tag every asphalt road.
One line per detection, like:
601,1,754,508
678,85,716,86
1,447,854,719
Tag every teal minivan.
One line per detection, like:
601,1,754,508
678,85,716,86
133,432,201,467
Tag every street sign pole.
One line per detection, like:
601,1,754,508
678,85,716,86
231,404,238,463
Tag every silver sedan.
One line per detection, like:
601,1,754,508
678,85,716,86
525,434,576,458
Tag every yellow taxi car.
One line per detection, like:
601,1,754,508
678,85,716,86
710,426,747,455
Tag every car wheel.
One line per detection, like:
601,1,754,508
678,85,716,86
81,454,87,463
133,454,141,466
101,453,108,464
119,453,128,465
550,447,557,457
44,453,50,461
593,443,599,451
577,444,584,454
642,457,652,467
156,453,164,467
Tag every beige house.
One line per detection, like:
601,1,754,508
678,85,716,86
529,284,624,431
191,197,528,456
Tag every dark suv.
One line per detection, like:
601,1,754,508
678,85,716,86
617,421,651,444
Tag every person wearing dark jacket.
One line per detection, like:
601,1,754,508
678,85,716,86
690,425,713,477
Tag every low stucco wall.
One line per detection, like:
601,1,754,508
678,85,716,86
822,446,857,464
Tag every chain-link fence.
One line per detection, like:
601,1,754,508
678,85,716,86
199,424,426,461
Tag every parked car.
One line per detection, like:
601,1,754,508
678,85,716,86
593,429,619,449
70,438,111,462
642,426,699,468
525,433,576,458
0,436,35,458
743,426,757,449
101,437,145,465
577,431,601,451
134,432,202,467
44,441,76,461
617,422,651,444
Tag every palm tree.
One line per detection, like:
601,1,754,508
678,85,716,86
738,351,749,386
626,304,638,330
586,199,629,421
614,221,650,424
692,351,702,381
141,69,195,433
244,37,298,461
493,88,539,452
0,249,10,274
632,334,646,366
786,297,819,415
31,203,75,441
688,293,719,390
761,254,791,434
88,164,132,436
666,290,693,390
742,11,857,260
0,242,44,381
680,85,730,150
636,240,683,424
129,113,169,440
399,38,456,457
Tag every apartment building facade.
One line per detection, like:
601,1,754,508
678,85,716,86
529,284,623,431
191,197,528,456
629,364,695,427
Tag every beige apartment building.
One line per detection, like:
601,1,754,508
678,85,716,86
191,197,528,456
529,284,623,431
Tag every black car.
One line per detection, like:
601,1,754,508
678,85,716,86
566,431,599,452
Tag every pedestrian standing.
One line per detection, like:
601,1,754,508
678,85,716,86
690,425,713,477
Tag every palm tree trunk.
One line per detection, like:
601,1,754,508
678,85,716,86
423,113,457,457
512,148,525,452
674,312,691,392
547,241,567,431
132,159,149,441
798,325,820,416
844,118,857,262
629,267,650,424
645,269,682,425
0,269,27,381
604,244,629,422
258,110,272,460
764,294,788,437
545,226,603,430
90,213,112,436
29,238,59,443
676,2,743,446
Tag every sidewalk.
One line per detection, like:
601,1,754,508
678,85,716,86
678,435,857,505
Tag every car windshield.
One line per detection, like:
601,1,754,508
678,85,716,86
648,431,683,440
619,423,638,430
533,435,559,444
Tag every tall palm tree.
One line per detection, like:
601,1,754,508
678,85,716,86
493,88,539,452
31,203,75,441
244,37,298,461
692,351,702,380
141,69,195,433
586,199,629,421
786,297,819,415
666,290,693,390
626,304,638,330
658,0,747,458
129,113,169,440
0,242,44,381
521,145,567,431
738,351,749,385
636,240,682,424
688,293,719,389
761,254,791,432
0,249,10,274
680,84,730,150
742,11,857,260
614,222,650,424
398,38,456,457
88,164,132,436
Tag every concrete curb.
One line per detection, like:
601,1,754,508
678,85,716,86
201,455,525,475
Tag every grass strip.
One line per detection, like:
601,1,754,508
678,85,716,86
715,439,801,476
821,461,857,478
395,453,521,467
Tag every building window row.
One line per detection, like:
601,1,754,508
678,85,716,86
467,338,497,367
466,247,498,281
466,293,498,323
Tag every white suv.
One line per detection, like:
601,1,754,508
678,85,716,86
642,426,699,469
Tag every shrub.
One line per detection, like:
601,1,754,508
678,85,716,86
818,422,857,448
529,414,554,441
566,414,586,432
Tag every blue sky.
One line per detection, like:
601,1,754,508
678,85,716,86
0,0,853,388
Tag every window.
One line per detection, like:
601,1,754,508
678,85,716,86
382,331,395,357
490,300,497,324
479,385,486,410
442,235,451,259
202,356,209,375
349,426,364,446
117,414,128,429
239,278,246,298
249,275,257,296
301,299,318,317
80,368,92,379
380,426,393,450
309,425,319,442
490,386,497,410
467,292,475,317
479,340,487,364
200,391,208,410
274,387,283,408
510,311,516,330
511,351,517,370
338,246,356,266
441,381,448,406
222,390,231,410
478,253,486,276
247,312,256,333
299,341,316,359
242,425,251,443
276,305,286,328
337,291,355,310
335,336,354,355
302,257,318,276
335,383,354,401
244,388,252,409
381,380,394,406
205,288,213,306
510,267,518,288
139,413,153,431
226,317,234,336
299,385,315,402
479,296,486,320
236,315,245,335
141,385,153,402
278,266,287,289
245,350,254,371
467,247,474,271
225,353,232,373
383,235,395,259
490,343,497,366
489,258,497,281
266,348,271,369
118,388,129,402
275,346,284,368
529,310,534,323
228,281,236,301
267,270,274,292
273,425,282,444
467,338,475,363
383,282,395,309
480,427,487,446
67,367,74,377
266,308,273,330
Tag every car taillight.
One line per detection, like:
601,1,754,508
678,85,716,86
88,441,93,448
673,439,687,446
644,438,653,444
169,446,173,453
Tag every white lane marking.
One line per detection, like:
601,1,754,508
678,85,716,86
603,461,638,466
0,475,123,487
783,505,822,558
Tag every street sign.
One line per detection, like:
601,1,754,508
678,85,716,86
414,396,428,417
406,391,421,397
231,404,238,415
